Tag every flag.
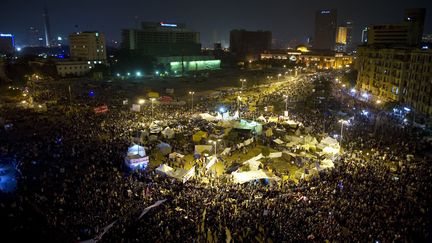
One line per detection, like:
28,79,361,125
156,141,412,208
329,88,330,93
138,199,167,219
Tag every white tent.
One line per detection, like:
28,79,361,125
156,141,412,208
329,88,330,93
242,154,264,171
318,136,339,148
273,139,284,145
221,148,231,156
199,113,219,122
257,116,267,123
156,164,174,175
320,159,335,170
169,152,185,160
232,170,280,184
127,144,146,157
267,152,283,158
162,127,175,139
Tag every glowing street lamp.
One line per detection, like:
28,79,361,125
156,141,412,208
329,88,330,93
189,91,195,113
376,100,382,105
138,99,145,105
136,71,142,77
240,79,247,89
277,73,282,81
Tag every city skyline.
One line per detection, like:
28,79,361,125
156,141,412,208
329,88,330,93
1,0,432,48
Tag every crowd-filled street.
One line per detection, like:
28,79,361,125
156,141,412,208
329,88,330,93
0,71,431,242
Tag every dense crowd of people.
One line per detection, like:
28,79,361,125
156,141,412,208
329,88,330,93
0,72,431,242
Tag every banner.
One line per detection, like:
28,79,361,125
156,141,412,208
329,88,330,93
138,199,167,219
94,105,108,113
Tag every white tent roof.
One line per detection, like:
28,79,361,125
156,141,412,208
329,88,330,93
127,144,146,157
232,170,280,184
156,164,174,175
242,154,264,171
199,113,219,121
162,127,175,138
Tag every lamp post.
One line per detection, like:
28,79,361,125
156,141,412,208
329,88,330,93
283,94,289,115
240,79,246,89
339,119,349,150
277,73,282,81
150,98,155,118
189,91,195,113
208,139,221,157
237,95,241,118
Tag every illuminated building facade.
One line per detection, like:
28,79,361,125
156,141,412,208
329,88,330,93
69,31,107,63
157,56,220,73
356,46,432,115
356,46,411,102
55,60,95,77
260,49,352,70
405,50,432,115
313,9,337,50
0,33,15,55
122,22,201,57
230,29,272,61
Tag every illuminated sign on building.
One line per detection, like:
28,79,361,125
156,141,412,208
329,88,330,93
321,10,330,14
160,22,177,28
0,33,13,37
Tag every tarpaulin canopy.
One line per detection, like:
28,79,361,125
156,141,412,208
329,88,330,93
242,154,264,171
232,170,280,184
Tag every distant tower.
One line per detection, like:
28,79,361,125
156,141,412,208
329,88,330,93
43,4,52,47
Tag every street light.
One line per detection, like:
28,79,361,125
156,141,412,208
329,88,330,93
338,119,349,150
150,98,156,118
277,73,282,81
208,139,221,157
138,99,145,105
240,79,247,89
237,95,242,118
283,94,289,115
189,91,195,113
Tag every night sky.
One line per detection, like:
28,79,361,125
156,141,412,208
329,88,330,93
1,0,431,48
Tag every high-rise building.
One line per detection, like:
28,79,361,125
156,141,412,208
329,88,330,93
313,9,337,50
336,27,347,45
345,21,355,52
229,29,272,61
122,22,201,57
335,26,348,52
0,33,15,55
42,4,52,47
367,8,425,47
69,31,107,63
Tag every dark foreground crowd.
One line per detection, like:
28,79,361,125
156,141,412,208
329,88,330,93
0,74,431,242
